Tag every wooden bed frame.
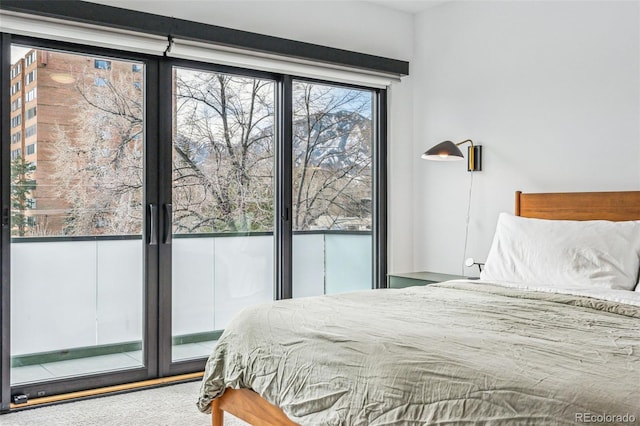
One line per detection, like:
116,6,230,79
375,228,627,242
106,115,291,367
515,190,640,221
211,190,640,426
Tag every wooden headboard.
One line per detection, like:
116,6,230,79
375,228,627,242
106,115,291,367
515,190,640,221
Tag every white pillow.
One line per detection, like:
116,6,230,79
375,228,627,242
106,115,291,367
480,213,640,291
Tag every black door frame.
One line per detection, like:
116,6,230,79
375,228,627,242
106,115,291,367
157,58,284,376
0,32,388,411
0,35,161,411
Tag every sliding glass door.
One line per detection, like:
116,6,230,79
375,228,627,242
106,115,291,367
291,80,374,298
1,34,385,408
8,43,152,391
170,66,275,361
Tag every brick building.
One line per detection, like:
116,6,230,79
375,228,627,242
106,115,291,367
9,48,143,236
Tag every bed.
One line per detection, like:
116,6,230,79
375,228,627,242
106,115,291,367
197,191,640,425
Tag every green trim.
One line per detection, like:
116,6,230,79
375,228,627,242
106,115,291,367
171,330,223,346
11,330,222,367
11,341,142,368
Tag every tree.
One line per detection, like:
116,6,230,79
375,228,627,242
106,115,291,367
173,70,275,233
50,59,373,236
10,156,36,237
292,82,372,231
52,61,144,236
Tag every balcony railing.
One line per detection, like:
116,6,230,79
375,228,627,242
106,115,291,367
10,231,372,360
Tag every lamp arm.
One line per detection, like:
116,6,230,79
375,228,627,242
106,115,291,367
455,139,474,148
455,139,475,171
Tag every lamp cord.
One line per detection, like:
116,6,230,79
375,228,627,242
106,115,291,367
461,170,474,275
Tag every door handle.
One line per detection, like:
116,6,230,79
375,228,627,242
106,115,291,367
163,203,172,244
1,207,9,228
148,204,157,245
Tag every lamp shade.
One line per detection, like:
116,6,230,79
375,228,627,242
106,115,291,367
421,140,464,161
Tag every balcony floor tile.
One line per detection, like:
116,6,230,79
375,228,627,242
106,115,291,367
38,353,143,379
11,364,56,384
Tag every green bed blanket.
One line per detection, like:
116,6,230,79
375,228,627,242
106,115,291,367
198,281,640,425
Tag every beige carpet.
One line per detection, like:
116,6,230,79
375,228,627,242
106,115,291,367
1,381,249,426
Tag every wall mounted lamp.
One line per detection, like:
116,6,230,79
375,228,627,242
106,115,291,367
421,139,482,171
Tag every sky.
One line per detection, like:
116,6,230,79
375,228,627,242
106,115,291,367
11,45,31,64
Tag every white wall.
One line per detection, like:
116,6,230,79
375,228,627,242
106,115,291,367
88,0,416,273
412,1,640,275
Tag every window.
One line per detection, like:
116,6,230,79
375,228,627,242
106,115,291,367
26,107,37,120
94,77,108,86
94,59,111,70
25,51,36,66
11,63,21,78
26,88,37,102
133,81,141,90
26,199,36,209
291,81,375,296
11,132,21,144
132,64,142,72
11,148,22,160
11,98,21,112
10,81,21,95
25,125,37,138
9,47,148,391
26,70,36,85
11,115,21,128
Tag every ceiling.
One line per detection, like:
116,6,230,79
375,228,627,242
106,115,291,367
367,0,448,14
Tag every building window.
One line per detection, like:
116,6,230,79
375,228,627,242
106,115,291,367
25,125,37,138
11,63,21,78
11,148,22,160
26,88,37,102
26,199,37,209
11,98,22,112
132,64,142,72
11,115,22,128
10,81,21,95
26,144,36,155
94,59,112,70
26,107,37,120
11,132,21,144
26,70,36,85
94,77,108,87
133,81,141,90
25,51,37,66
